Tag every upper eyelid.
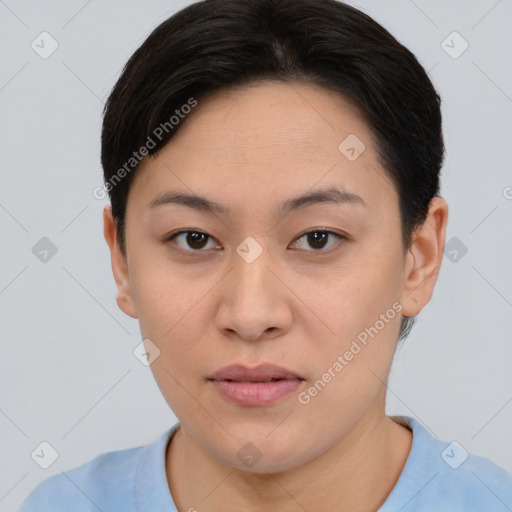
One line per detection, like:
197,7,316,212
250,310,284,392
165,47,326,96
295,229,346,239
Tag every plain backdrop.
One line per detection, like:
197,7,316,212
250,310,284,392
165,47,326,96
1,0,511,510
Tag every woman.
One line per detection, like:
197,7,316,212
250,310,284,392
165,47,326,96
19,0,512,510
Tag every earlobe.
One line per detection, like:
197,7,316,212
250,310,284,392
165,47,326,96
103,205,138,319
400,196,448,318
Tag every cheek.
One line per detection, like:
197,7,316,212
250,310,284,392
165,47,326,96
129,252,200,330
298,309,399,426
304,247,403,382
132,275,213,415
305,266,399,346
127,263,214,382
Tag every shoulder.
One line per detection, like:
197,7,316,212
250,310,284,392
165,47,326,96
381,416,512,511
429,445,512,508
17,432,166,512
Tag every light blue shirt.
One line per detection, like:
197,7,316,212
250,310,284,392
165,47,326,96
18,415,512,511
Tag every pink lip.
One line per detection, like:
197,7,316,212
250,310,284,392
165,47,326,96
207,364,305,406
208,363,303,382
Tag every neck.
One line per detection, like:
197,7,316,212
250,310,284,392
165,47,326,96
166,406,412,512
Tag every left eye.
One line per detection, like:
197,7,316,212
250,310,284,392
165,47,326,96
291,230,346,252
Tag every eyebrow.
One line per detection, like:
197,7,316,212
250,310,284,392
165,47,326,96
148,185,368,215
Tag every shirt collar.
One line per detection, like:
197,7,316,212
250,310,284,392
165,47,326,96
136,422,180,512
378,415,441,511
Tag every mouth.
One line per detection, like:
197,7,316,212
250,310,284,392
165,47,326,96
207,364,305,406
219,377,295,383
206,363,305,383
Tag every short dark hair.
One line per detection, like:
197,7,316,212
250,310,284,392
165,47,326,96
101,0,444,342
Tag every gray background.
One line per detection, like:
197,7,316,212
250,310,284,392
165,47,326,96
1,0,511,509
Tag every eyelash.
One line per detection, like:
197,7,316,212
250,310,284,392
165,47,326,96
164,229,347,254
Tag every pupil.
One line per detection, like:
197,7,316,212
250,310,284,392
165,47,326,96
308,231,327,249
187,232,207,249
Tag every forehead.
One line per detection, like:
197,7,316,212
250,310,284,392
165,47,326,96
167,81,375,161
129,81,397,215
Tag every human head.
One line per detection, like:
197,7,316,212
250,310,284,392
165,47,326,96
101,0,445,342
102,0,448,476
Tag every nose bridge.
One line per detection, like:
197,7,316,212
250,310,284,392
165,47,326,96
232,235,274,303
217,235,290,340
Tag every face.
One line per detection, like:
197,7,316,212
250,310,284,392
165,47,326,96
104,81,446,473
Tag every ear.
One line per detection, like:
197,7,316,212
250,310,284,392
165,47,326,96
103,205,138,319
400,196,449,318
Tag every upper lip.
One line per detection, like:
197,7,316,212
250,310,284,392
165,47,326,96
207,364,304,382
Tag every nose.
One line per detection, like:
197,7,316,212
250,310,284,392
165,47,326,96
215,240,293,342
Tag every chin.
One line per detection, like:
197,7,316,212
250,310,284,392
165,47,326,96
214,427,314,475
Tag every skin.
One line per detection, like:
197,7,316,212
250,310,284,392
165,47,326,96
104,81,448,511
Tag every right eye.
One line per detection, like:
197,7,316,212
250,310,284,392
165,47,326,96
165,230,221,252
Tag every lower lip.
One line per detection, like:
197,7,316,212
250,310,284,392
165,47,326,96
209,378,304,406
